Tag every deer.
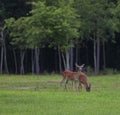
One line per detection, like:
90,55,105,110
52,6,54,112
60,63,85,88
60,69,78,91
60,63,91,92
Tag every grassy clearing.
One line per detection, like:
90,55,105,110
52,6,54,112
0,74,120,115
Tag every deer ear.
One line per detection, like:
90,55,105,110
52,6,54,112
75,63,81,68
81,64,85,67
75,63,78,66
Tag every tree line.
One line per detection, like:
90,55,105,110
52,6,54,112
0,0,120,75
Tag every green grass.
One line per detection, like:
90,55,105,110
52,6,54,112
0,74,120,115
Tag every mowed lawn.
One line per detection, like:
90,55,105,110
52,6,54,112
0,74,120,115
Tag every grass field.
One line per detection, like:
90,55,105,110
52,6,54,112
0,74,120,115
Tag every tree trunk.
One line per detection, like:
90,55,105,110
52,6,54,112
65,49,70,70
3,39,9,74
0,46,3,74
86,42,89,65
70,47,73,70
94,35,100,75
31,49,35,74
94,38,97,75
61,49,70,70
75,45,78,64
62,52,66,70
13,49,18,74
20,50,25,74
58,46,62,73
35,47,40,74
102,41,106,70
96,36,100,74
0,30,9,74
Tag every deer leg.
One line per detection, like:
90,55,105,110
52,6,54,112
78,82,82,92
65,79,69,91
60,78,65,86
75,80,79,92
72,81,74,91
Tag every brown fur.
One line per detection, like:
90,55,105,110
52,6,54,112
60,70,91,92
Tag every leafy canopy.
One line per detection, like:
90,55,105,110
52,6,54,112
4,0,80,51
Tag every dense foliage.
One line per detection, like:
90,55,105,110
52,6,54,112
0,0,120,74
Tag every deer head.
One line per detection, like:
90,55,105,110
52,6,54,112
86,84,91,92
75,63,85,71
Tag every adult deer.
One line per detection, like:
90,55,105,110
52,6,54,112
60,64,85,87
60,63,91,92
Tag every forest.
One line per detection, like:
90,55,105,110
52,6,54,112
0,0,120,75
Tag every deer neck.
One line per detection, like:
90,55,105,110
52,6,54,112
78,70,82,74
